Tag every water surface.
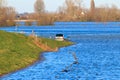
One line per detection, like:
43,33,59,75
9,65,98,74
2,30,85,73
0,22,120,80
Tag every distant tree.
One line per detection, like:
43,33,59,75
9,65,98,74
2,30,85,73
0,0,6,26
57,0,84,21
65,0,75,16
34,0,54,25
74,0,83,9
74,0,85,21
34,0,45,13
0,0,16,27
0,0,6,7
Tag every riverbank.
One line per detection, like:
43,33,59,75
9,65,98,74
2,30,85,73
0,30,73,76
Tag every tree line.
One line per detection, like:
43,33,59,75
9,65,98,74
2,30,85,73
0,0,120,27
0,0,16,26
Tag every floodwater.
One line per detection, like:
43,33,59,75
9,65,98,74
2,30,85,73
0,22,120,80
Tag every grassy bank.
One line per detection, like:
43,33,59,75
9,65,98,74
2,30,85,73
0,30,72,76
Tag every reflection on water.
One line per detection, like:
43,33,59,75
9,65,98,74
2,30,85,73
0,22,120,80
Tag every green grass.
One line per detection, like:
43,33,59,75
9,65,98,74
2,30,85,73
0,30,72,76
40,37,72,48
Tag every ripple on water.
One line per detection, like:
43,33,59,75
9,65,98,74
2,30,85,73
0,23,120,80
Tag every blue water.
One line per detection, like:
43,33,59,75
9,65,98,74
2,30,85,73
0,22,120,80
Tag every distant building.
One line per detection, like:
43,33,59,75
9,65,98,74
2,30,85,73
81,12,85,15
90,0,95,13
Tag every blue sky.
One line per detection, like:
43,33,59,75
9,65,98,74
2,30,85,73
7,0,120,13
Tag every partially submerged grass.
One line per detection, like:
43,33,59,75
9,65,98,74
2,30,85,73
0,30,72,76
40,37,72,48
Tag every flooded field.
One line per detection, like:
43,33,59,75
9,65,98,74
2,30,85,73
0,22,120,80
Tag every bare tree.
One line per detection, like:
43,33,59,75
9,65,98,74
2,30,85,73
0,0,6,7
90,4,120,22
34,0,45,13
0,0,6,26
65,0,75,15
57,0,84,21
0,0,16,27
74,0,83,9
